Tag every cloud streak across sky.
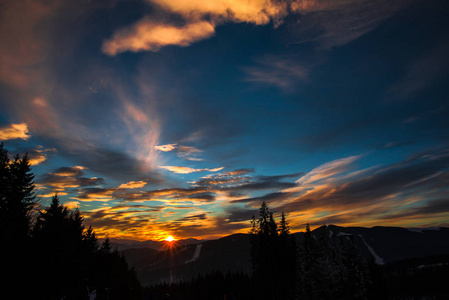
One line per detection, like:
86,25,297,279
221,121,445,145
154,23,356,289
1,0,448,240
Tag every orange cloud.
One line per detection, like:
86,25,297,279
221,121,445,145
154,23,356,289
103,0,289,55
118,181,148,189
102,20,215,55
28,146,56,166
159,166,224,174
149,0,288,25
0,123,31,141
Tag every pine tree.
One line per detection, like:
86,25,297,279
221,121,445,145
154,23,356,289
278,212,297,299
0,144,36,298
101,236,112,253
0,146,36,245
250,203,297,299
33,195,87,299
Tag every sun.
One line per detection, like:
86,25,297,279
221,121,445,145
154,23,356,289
165,235,175,242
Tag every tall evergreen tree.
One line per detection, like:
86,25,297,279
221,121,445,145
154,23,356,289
33,195,86,299
250,202,297,299
0,144,36,298
278,212,297,299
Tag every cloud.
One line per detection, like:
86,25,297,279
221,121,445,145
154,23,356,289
76,187,116,202
28,146,56,166
159,165,224,174
389,40,449,100
66,148,449,239
177,145,203,161
102,20,216,55
118,181,148,189
0,0,54,88
37,166,105,193
289,0,410,48
149,0,288,25
0,123,31,141
244,56,309,90
295,155,360,186
154,143,178,152
103,0,289,55
224,168,255,176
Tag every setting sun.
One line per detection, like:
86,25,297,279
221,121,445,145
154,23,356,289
165,235,175,242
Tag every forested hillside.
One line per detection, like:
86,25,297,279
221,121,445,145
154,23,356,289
0,144,141,299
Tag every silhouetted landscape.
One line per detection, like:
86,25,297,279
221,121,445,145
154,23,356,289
2,143,449,299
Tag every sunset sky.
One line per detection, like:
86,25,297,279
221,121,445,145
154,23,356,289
1,0,448,241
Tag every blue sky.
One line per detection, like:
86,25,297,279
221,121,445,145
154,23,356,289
1,0,448,240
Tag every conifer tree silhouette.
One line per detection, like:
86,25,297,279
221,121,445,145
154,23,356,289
0,144,36,298
250,202,296,299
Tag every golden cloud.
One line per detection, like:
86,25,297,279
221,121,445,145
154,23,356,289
28,145,56,166
103,0,290,55
102,20,215,55
149,0,288,25
154,143,177,152
0,123,31,141
159,165,224,174
118,180,148,189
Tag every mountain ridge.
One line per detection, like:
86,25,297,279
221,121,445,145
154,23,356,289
119,225,449,286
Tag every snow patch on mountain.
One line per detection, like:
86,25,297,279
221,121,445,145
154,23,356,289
186,244,202,264
358,234,384,265
338,232,352,236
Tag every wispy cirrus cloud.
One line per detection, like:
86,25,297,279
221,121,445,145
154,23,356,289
389,40,449,100
154,143,204,161
231,148,449,230
244,56,309,90
159,165,224,174
0,123,31,141
290,0,410,48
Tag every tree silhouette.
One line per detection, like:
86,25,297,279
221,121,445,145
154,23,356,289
278,212,297,299
0,143,36,298
250,202,296,299
0,144,141,299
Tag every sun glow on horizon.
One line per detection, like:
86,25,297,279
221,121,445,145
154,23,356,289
165,235,175,242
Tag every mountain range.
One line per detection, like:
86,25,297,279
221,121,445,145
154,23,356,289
112,226,449,287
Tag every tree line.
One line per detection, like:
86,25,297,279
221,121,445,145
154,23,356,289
250,202,370,300
0,144,140,299
145,202,372,300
